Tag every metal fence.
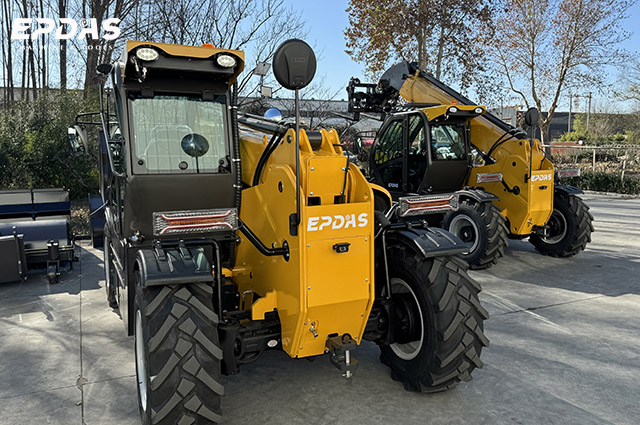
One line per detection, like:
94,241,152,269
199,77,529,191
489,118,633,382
546,144,640,180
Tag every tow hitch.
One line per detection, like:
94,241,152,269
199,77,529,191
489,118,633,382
326,334,358,378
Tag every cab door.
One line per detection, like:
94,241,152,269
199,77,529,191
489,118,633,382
370,112,431,197
423,121,470,192
370,116,407,197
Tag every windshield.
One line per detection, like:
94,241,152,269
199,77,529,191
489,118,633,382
129,95,228,174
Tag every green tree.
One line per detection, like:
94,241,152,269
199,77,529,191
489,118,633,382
344,0,494,93
0,92,99,199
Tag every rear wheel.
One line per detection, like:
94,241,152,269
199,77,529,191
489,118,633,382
134,271,224,425
530,194,593,257
442,201,508,269
379,243,490,392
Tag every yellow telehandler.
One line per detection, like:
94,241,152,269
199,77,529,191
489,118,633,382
348,62,594,267
72,41,489,424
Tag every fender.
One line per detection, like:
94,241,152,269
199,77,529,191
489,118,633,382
384,225,468,259
370,183,393,212
554,184,583,197
135,246,214,287
456,188,499,204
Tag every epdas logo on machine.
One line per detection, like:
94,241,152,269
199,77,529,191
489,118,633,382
531,173,553,182
307,213,369,232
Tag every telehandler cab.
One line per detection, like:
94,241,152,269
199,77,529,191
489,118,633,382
73,40,489,425
348,62,593,267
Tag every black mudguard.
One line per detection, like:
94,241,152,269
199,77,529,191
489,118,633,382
135,246,214,287
385,226,468,259
456,188,499,203
554,184,583,196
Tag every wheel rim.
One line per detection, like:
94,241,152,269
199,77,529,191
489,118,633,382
389,278,424,361
542,208,567,245
135,310,148,412
449,214,480,254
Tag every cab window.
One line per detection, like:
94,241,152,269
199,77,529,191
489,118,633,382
129,95,228,174
374,119,403,165
430,123,466,160
373,119,404,191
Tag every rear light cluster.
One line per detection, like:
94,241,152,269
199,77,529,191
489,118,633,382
153,208,238,236
557,168,581,178
398,194,458,217
476,172,503,183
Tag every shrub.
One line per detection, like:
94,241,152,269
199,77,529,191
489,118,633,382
0,92,100,200
565,171,640,195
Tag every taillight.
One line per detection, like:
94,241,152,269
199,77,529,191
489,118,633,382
398,194,458,217
476,172,503,183
153,209,238,236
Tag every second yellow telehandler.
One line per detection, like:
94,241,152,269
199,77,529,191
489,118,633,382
348,62,593,268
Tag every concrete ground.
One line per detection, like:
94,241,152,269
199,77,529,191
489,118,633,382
0,192,639,425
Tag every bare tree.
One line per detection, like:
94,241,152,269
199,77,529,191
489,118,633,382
79,0,139,91
144,0,306,97
491,0,635,144
59,0,68,91
617,58,640,110
1,0,15,104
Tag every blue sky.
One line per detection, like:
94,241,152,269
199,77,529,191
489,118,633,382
286,0,640,111
285,0,365,101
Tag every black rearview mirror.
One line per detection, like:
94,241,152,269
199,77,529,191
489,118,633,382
272,39,317,90
524,107,539,127
97,63,114,75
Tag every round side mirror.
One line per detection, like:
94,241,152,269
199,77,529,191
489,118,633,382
181,134,210,158
272,39,317,91
97,63,114,75
265,108,283,121
524,107,539,127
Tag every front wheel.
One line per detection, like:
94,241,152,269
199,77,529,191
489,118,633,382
134,271,224,425
442,201,508,269
379,243,490,392
530,194,594,257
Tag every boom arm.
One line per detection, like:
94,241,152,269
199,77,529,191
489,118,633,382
347,61,528,152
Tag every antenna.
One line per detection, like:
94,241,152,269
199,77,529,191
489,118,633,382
272,39,317,236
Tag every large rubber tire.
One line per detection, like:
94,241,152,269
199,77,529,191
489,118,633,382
379,244,490,392
442,201,508,270
104,240,118,309
134,272,224,425
530,193,594,257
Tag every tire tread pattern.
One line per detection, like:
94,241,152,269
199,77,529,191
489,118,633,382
380,245,490,393
469,201,509,270
530,194,594,257
138,282,222,425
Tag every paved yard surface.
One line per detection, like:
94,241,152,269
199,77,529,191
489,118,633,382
1,193,639,425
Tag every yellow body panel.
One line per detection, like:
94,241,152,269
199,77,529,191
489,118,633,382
401,73,555,235
233,127,375,358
